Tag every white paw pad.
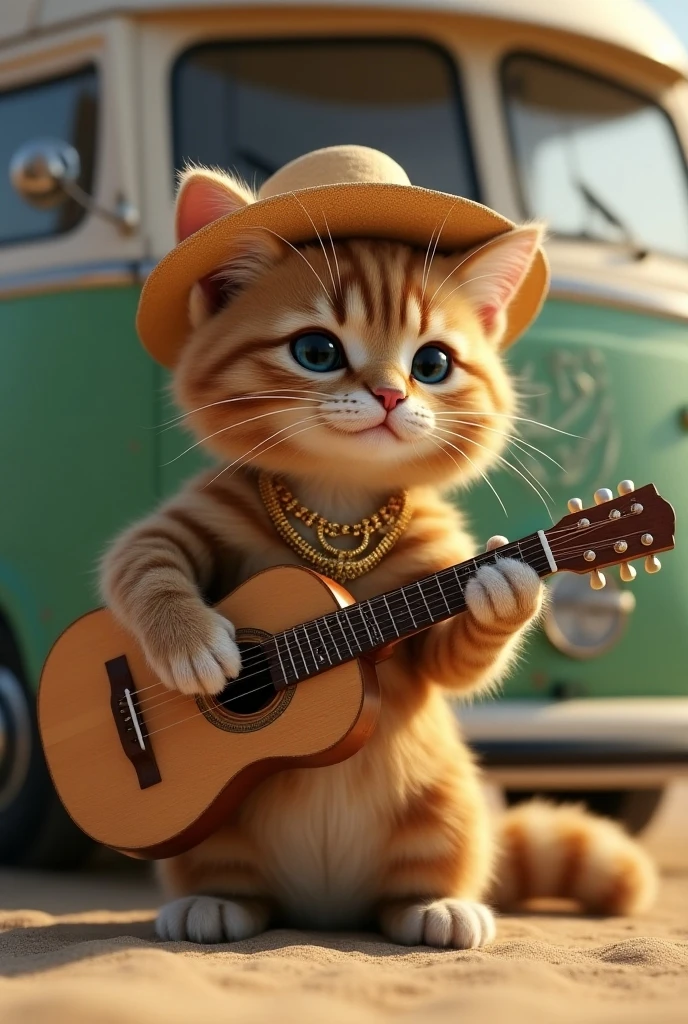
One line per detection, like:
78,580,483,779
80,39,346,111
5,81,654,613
155,896,266,944
388,899,496,949
465,558,541,627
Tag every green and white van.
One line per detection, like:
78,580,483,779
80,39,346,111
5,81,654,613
0,0,685,865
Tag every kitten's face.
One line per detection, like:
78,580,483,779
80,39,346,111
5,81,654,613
171,170,542,491
174,235,535,491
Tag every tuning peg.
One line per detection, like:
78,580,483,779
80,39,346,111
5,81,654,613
486,535,508,552
617,480,635,495
590,569,606,590
620,562,637,582
567,497,583,513
645,555,661,574
593,488,613,505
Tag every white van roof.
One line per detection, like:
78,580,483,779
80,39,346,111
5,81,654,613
4,0,688,77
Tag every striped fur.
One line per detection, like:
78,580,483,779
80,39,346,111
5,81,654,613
102,172,656,945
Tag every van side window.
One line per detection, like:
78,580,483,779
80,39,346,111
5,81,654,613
0,65,98,246
502,53,688,259
172,39,477,200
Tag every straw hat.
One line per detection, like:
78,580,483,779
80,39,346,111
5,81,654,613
137,145,549,368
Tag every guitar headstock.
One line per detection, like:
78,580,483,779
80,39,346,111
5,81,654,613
544,481,675,589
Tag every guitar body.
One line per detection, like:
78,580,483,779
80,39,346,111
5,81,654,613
38,566,380,859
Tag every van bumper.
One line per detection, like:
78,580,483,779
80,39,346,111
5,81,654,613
457,697,688,790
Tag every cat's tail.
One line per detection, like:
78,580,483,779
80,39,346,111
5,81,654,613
490,799,658,915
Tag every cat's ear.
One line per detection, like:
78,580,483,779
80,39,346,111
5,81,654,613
175,167,283,326
457,224,545,342
175,166,254,243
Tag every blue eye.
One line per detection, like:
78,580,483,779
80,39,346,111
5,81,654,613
291,332,345,373
411,345,451,384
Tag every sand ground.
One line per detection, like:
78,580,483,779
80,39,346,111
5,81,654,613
0,783,686,1023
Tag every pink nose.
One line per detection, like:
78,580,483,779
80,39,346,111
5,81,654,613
372,387,406,411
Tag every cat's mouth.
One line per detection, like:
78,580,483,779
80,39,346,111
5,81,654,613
331,420,400,441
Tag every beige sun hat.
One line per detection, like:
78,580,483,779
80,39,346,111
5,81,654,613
136,145,550,368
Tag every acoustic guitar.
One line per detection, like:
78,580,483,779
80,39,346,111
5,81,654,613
38,481,675,859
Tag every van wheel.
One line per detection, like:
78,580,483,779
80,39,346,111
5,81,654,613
0,659,93,869
504,788,664,835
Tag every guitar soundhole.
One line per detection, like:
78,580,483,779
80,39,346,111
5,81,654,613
195,629,294,733
217,642,274,715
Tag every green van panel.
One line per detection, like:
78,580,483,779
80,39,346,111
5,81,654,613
0,286,157,683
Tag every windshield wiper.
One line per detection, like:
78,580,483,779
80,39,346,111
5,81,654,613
576,179,648,261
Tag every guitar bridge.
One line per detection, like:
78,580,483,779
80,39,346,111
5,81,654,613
106,655,161,790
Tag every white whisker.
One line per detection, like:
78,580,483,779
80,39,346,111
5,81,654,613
425,433,508,517
204,414,323,487
163,405,319,465
434,410,582,439
253,226,329,296
157,389,332,430
433,417,565,471
422,201,458,302
435,425,552,517
322,212,342,297
206,419,323,487
289,192,337,299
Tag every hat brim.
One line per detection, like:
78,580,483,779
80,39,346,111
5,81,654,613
136,182,550,368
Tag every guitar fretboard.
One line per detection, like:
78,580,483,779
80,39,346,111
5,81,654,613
264,531,553,689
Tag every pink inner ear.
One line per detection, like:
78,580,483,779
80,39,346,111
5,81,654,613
176,178,247,243
477,303,500,332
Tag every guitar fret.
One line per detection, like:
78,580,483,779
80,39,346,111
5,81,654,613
299,624,318,673
312,618,333,667
339,610,361,651
416,581,433,622
289,629,310,677
278,632,298,682
335,612,355,656
431,574,452,615
379,594,400,638
322,614,344,661
353,604,375,647
362,601,384,645
399,587,418,629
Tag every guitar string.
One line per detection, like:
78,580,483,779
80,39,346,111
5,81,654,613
131,535,555,716
127,505,646,705
138,528,647,737
131,515,645,716
131,525,649,722
137,550,553,733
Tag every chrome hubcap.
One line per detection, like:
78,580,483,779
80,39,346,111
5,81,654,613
0,667,32,811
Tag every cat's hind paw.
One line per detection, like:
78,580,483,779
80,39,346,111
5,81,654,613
380,898,496,949
155,895,269,944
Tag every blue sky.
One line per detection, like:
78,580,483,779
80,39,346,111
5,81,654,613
648,1,688,44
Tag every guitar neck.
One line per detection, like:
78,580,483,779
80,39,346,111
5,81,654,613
266,530,553,689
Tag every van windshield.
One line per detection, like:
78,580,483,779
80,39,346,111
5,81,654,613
502,54,688,259
173,39,477,201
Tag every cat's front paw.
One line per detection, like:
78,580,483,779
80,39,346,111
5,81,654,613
156,896,269,944
465,557,542,633
381,898,496,949
142,606,241,696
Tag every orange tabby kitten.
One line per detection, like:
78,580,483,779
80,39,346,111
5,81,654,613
101,168,656,947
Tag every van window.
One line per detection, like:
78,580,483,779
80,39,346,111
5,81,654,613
502,54,688,259
173,39,477,200
0,65,98,246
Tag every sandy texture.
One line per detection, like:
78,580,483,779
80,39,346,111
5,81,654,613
0,859,686,1024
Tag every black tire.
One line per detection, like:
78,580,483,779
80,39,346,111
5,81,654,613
0,617,93,869
504,787,664,836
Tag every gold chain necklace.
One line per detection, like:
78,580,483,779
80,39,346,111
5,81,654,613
258,473,412,583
